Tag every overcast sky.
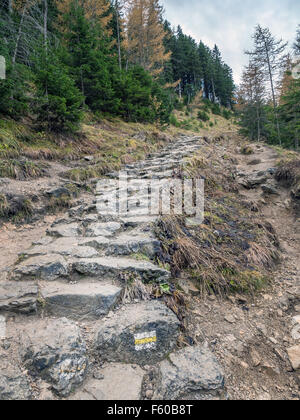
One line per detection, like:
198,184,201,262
161,0,300,85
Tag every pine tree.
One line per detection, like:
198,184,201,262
34,47,83,132
246,25,288,144
126,0,170,76
239,61,266,141
62,1,116,112
294,25,300,55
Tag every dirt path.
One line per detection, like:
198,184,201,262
0,134,299,400
188,141,300,400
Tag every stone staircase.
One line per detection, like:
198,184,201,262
0,134,225,400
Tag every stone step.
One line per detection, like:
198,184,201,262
73,257,170,283
120,215,158,228
81,234,161,258
0,281,38,314
11,255,70,281
40,281,122,320
11,254,169,283
47,223,82,238
70,364,145,401
20,240,99,260
85,222,122,237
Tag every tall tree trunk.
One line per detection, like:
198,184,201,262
263,37,282,145
11,1,28,100
115,1,122,70
211,79,216,103
256,105,261,142
12,2,28,68
44,0,48,100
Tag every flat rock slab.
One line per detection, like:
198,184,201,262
0,282,38,314
70,364,144,400
22,242,99,259
40,282,122,320
47,223,81,238
11,255,70,281
73,257,170,283
154,345,225,400
240,174,269,189
120,216,158,228
287,345,300,370
20,318,88,397
0,355,32,400
104,235,161,258
85,222,122,237
95,301,180,365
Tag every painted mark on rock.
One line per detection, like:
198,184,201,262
134,330,157,351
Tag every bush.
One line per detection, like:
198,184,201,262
211,103,221,115
197,111,210,122
34,51,83,132
169,114,180,127
222,109,232,120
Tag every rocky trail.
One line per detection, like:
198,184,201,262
0,133,299,400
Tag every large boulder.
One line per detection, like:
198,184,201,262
95,301,180,365
153,345,225,400
21,318,88,396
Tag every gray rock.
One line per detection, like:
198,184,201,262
47,223,81,238
45,187,72,199
11,255,70,281
73,257,170,283
0,355,32,400
78,236,110,249
154,345,225,400
41,282,122,320
21,318,88,396
85,222,122,237
120,215,158,228
0,282,38,314
22,241,99,259
287,345,300,370
95,301,180,365
262,184,280,195
104,234,161,258
241,173,269,189
70,364,144,400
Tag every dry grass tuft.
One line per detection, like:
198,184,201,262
275,159,300,187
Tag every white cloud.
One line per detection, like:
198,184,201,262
161,0,300,84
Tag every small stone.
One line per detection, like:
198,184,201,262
249,349,261,367
287,345,300,370
93,372,104,380
239,361,249,369
145,390,153,399
224,314,235,324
